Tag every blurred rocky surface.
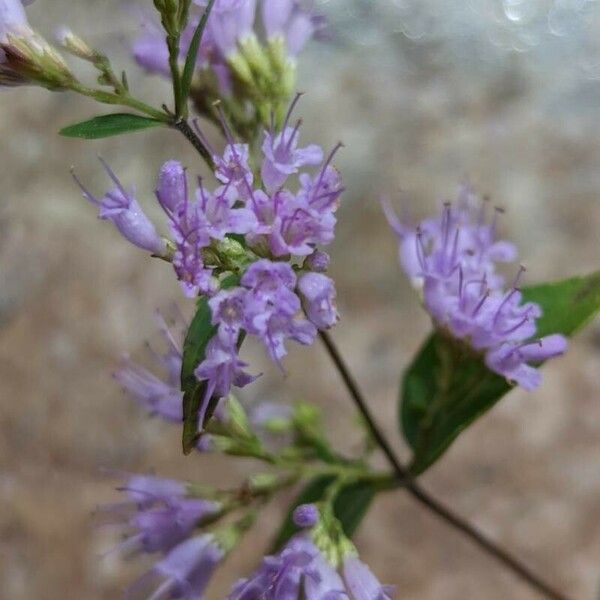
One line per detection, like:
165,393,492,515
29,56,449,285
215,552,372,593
0,0,599,598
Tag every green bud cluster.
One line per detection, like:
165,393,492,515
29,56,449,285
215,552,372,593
0,30,75,89
191,34,298,142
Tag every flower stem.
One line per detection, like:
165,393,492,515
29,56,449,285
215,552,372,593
318,330,572,600
172,117,214,169
68,82,169,121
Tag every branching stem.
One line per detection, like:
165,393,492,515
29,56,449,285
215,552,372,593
318,330,572,600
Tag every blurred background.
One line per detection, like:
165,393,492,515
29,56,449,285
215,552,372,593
1,0,599,598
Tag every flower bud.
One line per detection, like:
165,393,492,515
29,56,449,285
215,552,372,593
55,27,97,61
1,28,74,89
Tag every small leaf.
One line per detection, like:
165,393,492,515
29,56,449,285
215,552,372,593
401,271,600,475
180,0,216,104
271,477,376,551
60,113,163,139
181,274,240,454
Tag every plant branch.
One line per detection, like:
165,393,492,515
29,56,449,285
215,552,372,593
68,82,168,121
172,117,214,169
318,330,572,600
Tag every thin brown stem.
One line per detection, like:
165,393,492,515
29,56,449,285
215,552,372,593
318,330,572,600
172,117,214,169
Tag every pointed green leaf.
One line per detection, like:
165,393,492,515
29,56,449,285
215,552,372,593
60,113,163,139
180,0,216,104
181,274,240,454
402,271,600,475
271,477,377,551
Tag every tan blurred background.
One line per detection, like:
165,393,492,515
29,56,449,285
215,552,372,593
1,1,599,598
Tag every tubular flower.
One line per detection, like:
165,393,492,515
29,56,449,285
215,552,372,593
383,187,568,390
228,531,393,599
103,475,220,556
261,0,324,57
132,534,224,600
73,160,165,255
114,313,185,423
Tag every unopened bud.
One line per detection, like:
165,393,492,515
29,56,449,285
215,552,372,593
55,27,97,61
1,29,75,89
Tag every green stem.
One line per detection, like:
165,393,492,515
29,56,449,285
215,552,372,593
68,82,169,121
167,34,183,116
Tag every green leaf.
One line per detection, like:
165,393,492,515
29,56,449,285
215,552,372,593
401,271,600,475
180,0,216,105
271,477,376,551
181,274,240,454
59,113,163,139
520,271,600,338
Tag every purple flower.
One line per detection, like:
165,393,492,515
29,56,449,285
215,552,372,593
485,335,568,391
227,535,316,600
261,0,322,56
104,475,219,556
214,143,255,199
198,0,257,57
209,287,248,343
342,556,395,600
228,535,392,600
293,503,320,528
156,160,189,214
384,189,568,390
0,0,29,41
135,534,224,599
73,160,164,255
115,359,182,422
261,98,324,192
196,182,257,240
241,260,317,366
299,272,338,330
304,250,330,273
165,180,214,298
114,313,184,422
194,335,257,425
132,15,171,76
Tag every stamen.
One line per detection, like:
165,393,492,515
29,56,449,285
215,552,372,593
472,289,490,317
285,118,303,152
98,156,130,200
500,314,530,336
313,142,343,201
70,167,100,207
214,102,235,146
511,264,526,289
493,287,519,327
415,227,428,271
281,91,304,134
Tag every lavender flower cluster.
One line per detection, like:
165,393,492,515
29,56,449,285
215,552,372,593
103,474,225,599
114,311,294,452
77,101,342,423
384,187,567,390
229,504,393,600
105,478,393,600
